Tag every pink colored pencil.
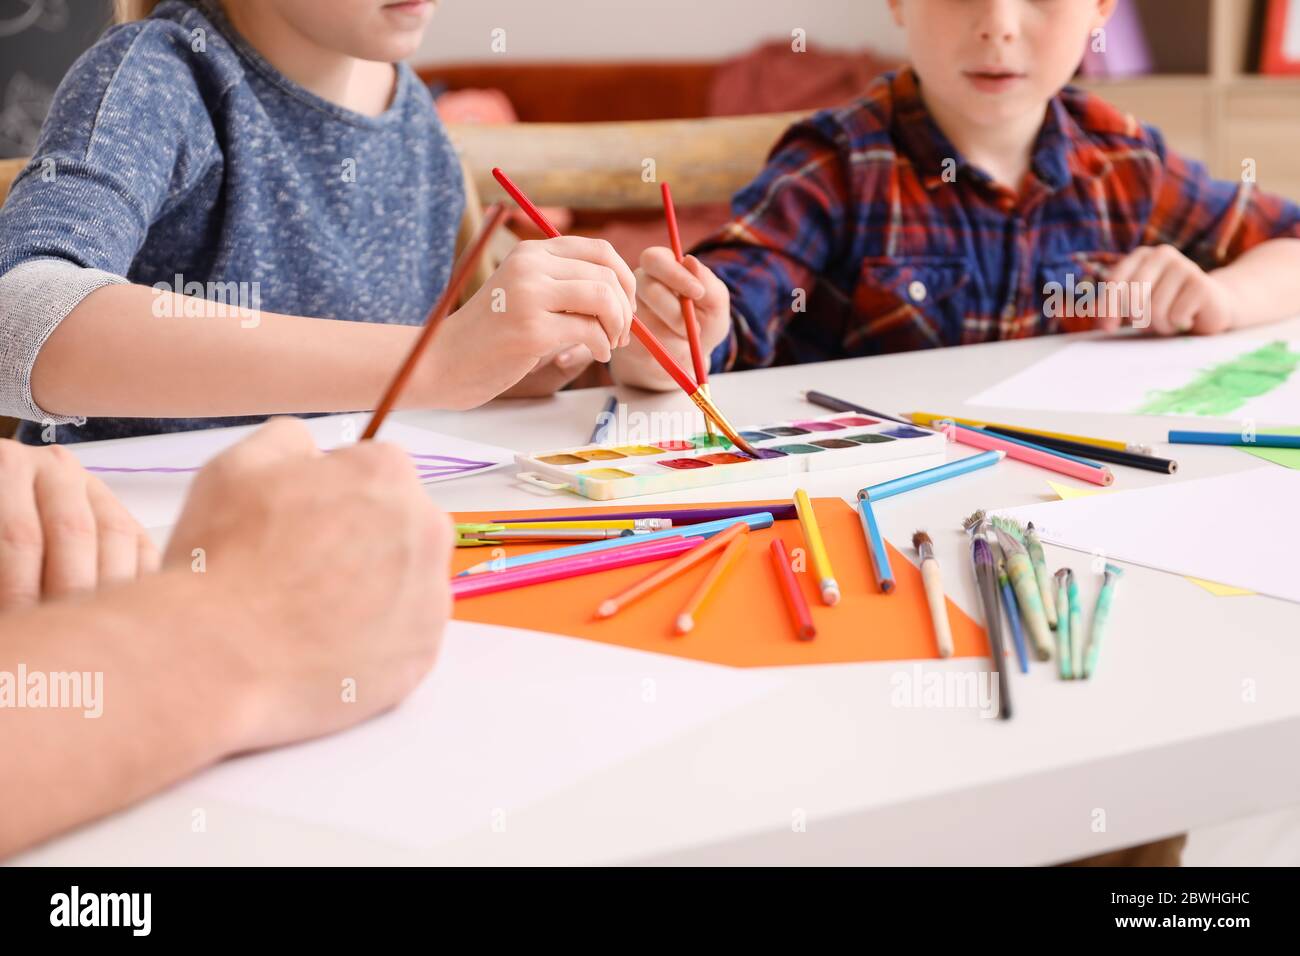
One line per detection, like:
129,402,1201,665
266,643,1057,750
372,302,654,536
948,425,1113,486
451,535,703,599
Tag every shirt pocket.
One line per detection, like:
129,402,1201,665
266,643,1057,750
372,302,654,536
1038,250,1125,334
851,257,977,351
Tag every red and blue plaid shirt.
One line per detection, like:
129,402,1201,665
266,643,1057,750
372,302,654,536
696,68,1300,372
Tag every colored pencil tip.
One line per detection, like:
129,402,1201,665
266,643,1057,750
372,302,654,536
881,579,896,594
596,600,618,619
674,614,694,635
821,583,841,606
798,625,817,642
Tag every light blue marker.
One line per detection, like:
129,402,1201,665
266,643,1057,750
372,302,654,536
458,512,774,576
861,449,1004,502
855,494,895,593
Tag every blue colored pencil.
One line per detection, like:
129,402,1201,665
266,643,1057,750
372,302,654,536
971,426,1104,468
999,571,1029,674
589,395,619,443
855,494,895,593
458,512,774,576
860,450,1003,502
1167,430,1300,449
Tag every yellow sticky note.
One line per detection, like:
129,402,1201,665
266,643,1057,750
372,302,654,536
1044,482,1256,597
1046,480,1113,500
1185,577,1255,597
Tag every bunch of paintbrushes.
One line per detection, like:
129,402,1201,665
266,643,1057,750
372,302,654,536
961,512,1124,682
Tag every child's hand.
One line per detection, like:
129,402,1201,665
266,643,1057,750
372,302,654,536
424,237,636,409
611,247,731,391
1103,244,1238,336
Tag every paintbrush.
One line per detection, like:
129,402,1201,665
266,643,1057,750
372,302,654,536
992,526,1054,661
492,168,758,457
962,511,1013,720
912,531,954,657
994,516,1056,630
362,203,509,441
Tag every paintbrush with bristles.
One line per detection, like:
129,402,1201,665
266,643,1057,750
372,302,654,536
911,531,954,658
961,511,1012,719
991,526,1054,661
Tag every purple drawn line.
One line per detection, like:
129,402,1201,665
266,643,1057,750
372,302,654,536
406,453,496,467
88,453,497,476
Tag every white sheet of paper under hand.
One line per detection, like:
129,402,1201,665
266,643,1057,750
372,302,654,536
68,414,515,529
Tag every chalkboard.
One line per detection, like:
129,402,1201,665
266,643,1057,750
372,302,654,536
0,1,116,158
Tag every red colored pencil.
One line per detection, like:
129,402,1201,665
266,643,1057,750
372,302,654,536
361,203,509,441
770,538,816,641
660,181,716,442
490,167,757,458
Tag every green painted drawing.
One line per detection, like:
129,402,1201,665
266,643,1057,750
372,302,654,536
1137,340,1300,416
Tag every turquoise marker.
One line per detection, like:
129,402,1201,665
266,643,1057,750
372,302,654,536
1084,564,1124,678
1054,569,1072,680
458,512,774,576
1067,568,1083,678
860,450,1003,502
855,494,895,593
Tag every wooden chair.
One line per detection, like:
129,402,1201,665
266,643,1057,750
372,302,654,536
444,110,807,301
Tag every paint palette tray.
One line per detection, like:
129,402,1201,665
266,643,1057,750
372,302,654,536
515,413,946,500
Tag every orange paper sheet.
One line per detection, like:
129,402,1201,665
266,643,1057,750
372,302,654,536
451,499,988,667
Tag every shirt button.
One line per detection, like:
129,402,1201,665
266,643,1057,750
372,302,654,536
908,280,928,303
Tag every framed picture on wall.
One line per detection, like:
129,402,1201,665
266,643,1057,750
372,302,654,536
1260,0,1300,74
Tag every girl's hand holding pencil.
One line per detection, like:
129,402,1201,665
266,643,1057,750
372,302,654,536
427,236,637,409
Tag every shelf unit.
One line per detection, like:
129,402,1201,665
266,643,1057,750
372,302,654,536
1074,0,1300,200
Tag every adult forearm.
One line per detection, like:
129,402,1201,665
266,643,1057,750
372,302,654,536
30,283,427,418
1212,238,1300,329
0,569,251,858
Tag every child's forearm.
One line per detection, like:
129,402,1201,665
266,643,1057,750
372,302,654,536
0,570,250,858
30,283,430,418
1211,238,1300,330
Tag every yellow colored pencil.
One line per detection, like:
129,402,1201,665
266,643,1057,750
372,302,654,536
906,411,1144,453
793,488,840,606
674,533,748,635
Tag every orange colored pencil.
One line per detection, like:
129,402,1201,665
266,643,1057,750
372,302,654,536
596,521,749,619
361,203,509,441
770,538,816,641
673,532,748,635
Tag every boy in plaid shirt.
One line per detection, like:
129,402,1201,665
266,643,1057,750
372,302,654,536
611,0,1300,388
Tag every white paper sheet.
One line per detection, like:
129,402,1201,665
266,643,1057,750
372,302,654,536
173,622,785,850
965,336,1300,421
69,415,515,529
993,466,1300,603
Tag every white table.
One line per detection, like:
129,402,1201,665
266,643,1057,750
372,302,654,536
15,322,1300,866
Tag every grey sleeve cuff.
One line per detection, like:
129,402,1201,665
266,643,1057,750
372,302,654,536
0,259,127,423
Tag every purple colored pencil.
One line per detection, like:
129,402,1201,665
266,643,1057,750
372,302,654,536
488,504,799,525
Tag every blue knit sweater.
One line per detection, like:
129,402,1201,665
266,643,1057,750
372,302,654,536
0,0,464,443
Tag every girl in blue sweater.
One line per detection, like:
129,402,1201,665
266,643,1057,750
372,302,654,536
0,0,634,443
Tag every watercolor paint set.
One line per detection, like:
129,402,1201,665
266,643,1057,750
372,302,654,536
515,412,946,500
